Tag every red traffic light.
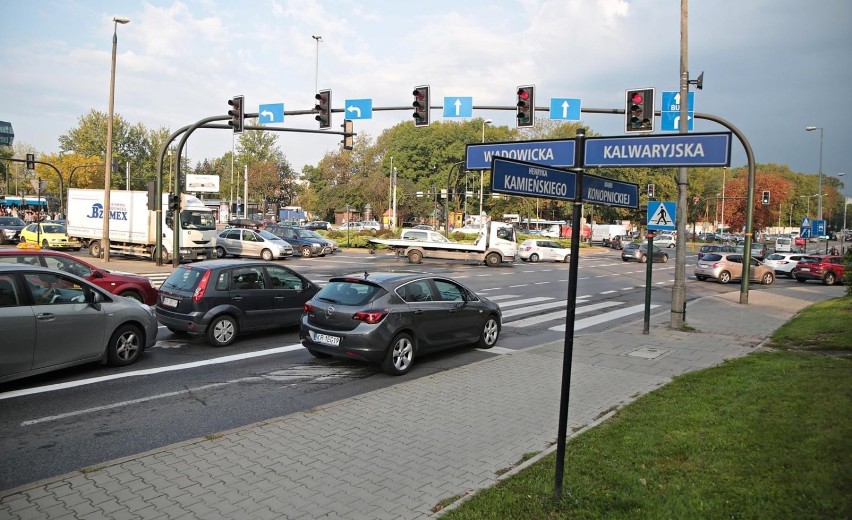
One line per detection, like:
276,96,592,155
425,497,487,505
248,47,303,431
631,92,644,104
517,88,530,101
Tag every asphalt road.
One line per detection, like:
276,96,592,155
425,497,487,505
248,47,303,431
0,243,825,490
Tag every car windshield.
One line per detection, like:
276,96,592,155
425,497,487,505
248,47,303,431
302,230,325,239
257,230,283,241
0,217,25,226
42,224,65,234
316,280,385,306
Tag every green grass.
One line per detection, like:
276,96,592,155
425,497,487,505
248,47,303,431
442,296,852,520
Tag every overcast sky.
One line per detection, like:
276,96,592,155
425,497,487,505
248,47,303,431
3,0,851,187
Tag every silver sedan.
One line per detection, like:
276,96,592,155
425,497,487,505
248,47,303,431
0,265,158,384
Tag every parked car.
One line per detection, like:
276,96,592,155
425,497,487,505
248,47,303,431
791,255,845,285
762,252,807,278
698,244,736,261
735,242,769,261
265,225,332,257
0,264,157,383
300,271,501,375
0,250,158,304
400,228,452,242
694,253,775,285
609,234,633,250
300,228,339,252
455,225,484,234
156,260,319,347
649,233,676,248
303,221,331,231
215,228,294,260
19,222,82,250
622,242,669,263
338,221,366,232
360,220,381,231
519,239,570,263
774,236,793,253
0,216,27,244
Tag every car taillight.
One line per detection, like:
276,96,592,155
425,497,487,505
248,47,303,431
304,302,314,313
712,262,721,268
193,270,211,302
353,309,388,324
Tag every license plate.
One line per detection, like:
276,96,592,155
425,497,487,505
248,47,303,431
313,332,340,346
800,268,810,272
162,297,178,307
698,263,708,268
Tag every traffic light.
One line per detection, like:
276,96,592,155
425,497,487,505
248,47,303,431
412,85,430,127
315,89,331,129
342,119,354,150
647,183,655,198
168,193,180,212
26,153,35,170
146,181,157,210
762,190,770,205
516,85,535,128
228,95,245,134
625,88,655,133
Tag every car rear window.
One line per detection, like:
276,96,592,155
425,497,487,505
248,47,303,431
702,254,723,261
316,281,385,306
161,266,206,291
766,254,785,261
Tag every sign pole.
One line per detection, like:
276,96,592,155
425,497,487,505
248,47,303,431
643,233,655,334
553,128,585,499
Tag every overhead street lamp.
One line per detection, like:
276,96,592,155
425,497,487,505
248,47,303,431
805,126,823,221
312,35,322,95
479,119,492,222
103,15,130,262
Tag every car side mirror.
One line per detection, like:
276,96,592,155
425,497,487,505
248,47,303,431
89,290,103,310
92,270,104,279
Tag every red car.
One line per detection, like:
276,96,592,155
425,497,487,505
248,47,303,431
0,250,159,304
791,255,845,285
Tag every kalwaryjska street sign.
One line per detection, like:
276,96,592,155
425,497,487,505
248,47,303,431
584,132,732,167
466,139,576,170
490,157,577,201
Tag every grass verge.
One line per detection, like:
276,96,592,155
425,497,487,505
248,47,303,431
443,296,852,519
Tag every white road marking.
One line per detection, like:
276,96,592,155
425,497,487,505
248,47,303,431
497,297,554,308
505,301,623,328
550,304,660,331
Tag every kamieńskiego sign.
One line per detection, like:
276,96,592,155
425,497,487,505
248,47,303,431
490,157,577,201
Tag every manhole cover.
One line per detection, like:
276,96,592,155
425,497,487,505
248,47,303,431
627,347,667,359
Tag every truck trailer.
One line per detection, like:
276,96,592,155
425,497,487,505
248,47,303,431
368,221,518,267
66,188,217,263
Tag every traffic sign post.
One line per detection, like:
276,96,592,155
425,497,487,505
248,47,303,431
344,99,372,119
490,157,576,201
549,98,581,121
466,138,576,170
580,173,639,209
661,91,694,131
584,132,732,167
647,201,676,231
442,97,473,118
258,103,284,124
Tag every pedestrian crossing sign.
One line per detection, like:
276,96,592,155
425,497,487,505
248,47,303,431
647,201,676,230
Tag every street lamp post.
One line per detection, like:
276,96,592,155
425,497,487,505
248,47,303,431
839,172,847,252
479,119,492,223
312,35,322,95
805,126,824,221
103,15,130,262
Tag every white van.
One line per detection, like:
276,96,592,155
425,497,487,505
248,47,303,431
775,236,792,253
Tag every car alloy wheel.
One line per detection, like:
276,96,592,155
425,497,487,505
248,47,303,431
529,253,539,263
106,324,143,366
301,246,313,258
477,317,500,349
719,271,731,284
216,246,227,258
761,272,774,285
208,315,238,347
261,249,274,261
823,272,836,285
382,333,414,376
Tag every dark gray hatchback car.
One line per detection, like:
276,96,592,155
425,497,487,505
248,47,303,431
156,259,318,347
300,271,501,375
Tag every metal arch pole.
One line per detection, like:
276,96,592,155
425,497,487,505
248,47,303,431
0,159,64,217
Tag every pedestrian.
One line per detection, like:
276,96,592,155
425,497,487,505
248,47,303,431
829,246,839,256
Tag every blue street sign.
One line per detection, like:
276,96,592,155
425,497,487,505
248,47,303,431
549,98,581,121
258,103,284,124
647,201,677,230
584,132,732,167
661,91,694,131
812,219,826,237
582,173,639,209
800,217,812,238
344,99,372,119
490,157,576,201
466,139,575,170
443,97,473,118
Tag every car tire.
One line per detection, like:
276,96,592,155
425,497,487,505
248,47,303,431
485,252,502,267
261,248,274,261
382,333,414,376
796,277,806,283
529,253,540,263
562,254,570,263
89,240,102,258
719,271,732,284
661,254,669,263
639,255,647,263
121,290,144,303
477,316,500,349
622,258,629,262
42,240,50,249
106,324,144,366
216,246,227,258
668,243,675,248
408,249,423,264
696,275,706,281
823,272,836,285
207,315,238,347
300,246,313,258
761,272,775,285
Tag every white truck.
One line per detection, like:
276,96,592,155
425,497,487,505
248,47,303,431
66,188,217,263
591,223,629,246
368,221,518,267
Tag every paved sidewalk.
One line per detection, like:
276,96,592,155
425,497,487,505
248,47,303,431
0,284,844,519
